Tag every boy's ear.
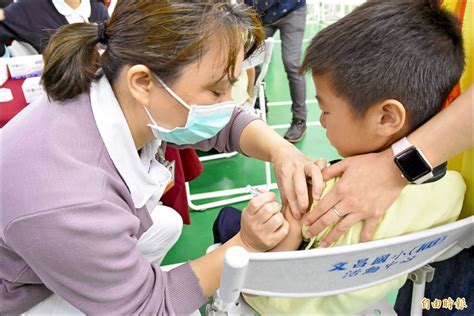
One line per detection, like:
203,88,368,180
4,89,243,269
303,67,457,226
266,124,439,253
373,99,406,137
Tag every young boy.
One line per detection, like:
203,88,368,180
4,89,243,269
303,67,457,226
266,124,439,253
240,0,467,314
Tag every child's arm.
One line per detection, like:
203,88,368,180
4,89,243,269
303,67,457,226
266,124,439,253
270,204,304,251
270,183,316,251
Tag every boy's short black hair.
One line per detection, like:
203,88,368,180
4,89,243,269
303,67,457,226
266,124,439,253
301,0,464,130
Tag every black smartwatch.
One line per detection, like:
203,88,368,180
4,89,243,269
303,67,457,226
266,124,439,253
391,137,433,184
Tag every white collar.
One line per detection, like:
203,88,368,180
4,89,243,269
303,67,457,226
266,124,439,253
90,75,171,209
52,0,91,24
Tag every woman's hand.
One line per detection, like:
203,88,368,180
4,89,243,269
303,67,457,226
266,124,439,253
239,192,289,251
304,150,407,246
192,191,288,297
271,144,325,220
238,120,324,218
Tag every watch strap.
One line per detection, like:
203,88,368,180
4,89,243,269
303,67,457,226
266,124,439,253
391,137,412,155
413,171,434,184
423,162,448,184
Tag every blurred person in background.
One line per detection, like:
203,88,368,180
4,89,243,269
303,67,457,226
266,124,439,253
0,0,108,57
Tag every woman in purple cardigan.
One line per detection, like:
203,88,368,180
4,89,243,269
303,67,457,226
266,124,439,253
1,1,325,314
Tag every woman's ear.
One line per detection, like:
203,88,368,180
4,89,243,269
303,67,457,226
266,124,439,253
126,65,154,106
373,99,406,137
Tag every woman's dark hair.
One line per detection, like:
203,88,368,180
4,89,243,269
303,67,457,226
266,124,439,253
42,0,264,102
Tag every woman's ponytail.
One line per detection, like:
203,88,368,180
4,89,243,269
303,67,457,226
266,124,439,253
41,23,104,102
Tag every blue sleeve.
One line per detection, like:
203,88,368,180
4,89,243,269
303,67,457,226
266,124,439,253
91,2,109,22
0,2,22,48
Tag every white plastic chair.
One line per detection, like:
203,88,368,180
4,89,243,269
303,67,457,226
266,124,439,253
186,38,277,211
306,0,322,23
8,40,38,57
307,0,366,24
205,216,474,315
242,37,275,110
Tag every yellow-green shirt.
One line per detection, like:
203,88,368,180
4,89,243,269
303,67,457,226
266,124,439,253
244,171,466,315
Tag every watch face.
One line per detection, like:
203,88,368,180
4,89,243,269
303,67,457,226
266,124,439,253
394,148,432,181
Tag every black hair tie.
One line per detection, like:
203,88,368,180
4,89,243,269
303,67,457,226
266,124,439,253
97,22,108,45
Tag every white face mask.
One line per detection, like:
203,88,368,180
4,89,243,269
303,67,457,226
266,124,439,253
144,75,236,145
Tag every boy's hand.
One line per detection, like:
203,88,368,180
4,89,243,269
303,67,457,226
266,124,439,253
240,192,289,252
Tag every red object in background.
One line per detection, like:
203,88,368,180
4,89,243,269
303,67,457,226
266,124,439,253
101,0,111,8
0,78,26,128
442,83,461,109
161,147,203,225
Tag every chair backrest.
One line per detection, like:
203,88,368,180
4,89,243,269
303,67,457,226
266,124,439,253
8,41,38,57
217,216,473,305
242,37,275,108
